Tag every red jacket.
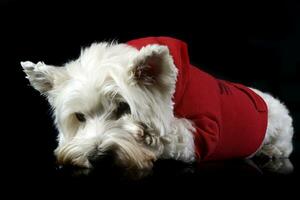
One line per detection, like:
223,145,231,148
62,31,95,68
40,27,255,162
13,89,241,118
127,37,268,161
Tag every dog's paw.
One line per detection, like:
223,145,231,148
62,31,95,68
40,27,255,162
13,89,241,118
144,134,163,149
257,158,294,174
137,124,161,148
257,144,283,159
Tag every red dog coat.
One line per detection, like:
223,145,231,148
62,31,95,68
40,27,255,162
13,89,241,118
127,37,268,161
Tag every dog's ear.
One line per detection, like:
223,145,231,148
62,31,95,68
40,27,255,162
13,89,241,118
129,45,177,88
21,61,68,94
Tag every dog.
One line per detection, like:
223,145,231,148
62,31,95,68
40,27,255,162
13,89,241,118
21,37,294,174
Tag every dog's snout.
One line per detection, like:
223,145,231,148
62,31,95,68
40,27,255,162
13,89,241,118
88,149,115,167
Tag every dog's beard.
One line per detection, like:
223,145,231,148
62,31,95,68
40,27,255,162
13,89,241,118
55,119,156,171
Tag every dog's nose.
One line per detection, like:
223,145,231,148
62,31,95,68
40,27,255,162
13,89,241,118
88,150,115,168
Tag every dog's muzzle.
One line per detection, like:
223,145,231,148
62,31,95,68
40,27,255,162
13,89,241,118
87,148,116,168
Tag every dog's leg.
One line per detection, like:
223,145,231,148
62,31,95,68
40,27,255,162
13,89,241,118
254,157,294,174
250,88,294,158
159,118,196,162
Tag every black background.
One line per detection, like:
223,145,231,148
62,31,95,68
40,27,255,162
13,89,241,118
2,0,300,197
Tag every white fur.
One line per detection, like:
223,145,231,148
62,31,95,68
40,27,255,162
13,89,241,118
21,41,293,173
250,88,294,158
21,42,195,171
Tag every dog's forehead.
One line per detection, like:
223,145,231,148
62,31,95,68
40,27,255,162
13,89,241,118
53,43,138,113
78,42,137,71
57,75,121,113
64,43,138,83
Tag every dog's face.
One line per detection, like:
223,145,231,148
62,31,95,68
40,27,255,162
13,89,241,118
22,42,178,171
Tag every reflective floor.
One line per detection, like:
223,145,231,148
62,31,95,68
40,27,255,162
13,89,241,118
8,141,299,197
53,140,299,178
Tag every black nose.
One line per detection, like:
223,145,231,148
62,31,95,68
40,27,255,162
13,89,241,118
88,150,115,168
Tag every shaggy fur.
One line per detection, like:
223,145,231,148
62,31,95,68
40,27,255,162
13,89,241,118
21,41,294,172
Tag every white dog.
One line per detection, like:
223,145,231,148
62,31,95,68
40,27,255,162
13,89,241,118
21,37,294,173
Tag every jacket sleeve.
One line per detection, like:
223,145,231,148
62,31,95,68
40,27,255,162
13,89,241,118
192,116,220,160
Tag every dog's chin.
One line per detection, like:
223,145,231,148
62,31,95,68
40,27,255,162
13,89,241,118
54,142,92,168
54,142,156,174
93,131,157,171
113,141,156,171
55,144,155,180
54,127,157,172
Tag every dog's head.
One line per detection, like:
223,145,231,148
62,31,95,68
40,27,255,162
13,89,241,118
21,42,178,171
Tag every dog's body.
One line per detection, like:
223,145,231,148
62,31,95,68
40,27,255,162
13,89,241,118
22,37,293,172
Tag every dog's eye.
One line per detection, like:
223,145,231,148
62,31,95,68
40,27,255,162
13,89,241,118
75,112,86,122
116,102,131,118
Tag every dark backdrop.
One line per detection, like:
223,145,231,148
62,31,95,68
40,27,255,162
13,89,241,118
1,0,300,196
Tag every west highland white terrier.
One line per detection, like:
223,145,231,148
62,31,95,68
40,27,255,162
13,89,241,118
21,37,294,174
